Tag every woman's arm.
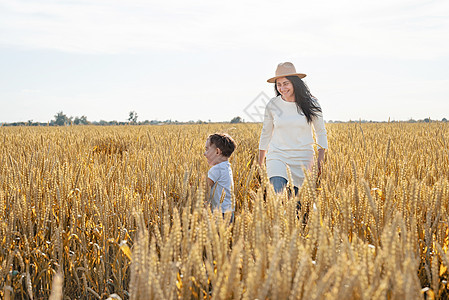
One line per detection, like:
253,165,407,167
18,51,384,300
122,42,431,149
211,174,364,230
258,150,267,166
311,107,328,175
259,100,274,161
317,148,325,174
311,103,328,151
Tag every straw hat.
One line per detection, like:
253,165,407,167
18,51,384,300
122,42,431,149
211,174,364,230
267,62,306,83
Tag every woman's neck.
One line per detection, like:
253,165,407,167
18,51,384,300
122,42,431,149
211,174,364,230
281,95,295,102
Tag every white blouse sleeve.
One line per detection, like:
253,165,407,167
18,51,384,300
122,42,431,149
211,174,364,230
312,110,328,149
259,102,274,151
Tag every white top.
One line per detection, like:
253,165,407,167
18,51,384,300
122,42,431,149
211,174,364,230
259,96,328,186
208,161,234,213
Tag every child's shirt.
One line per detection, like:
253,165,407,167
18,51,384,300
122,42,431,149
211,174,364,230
208,161,234,213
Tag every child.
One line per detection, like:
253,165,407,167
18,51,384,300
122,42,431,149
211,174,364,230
203,133,236,221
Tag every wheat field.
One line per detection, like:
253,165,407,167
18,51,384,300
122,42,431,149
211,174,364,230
0,122,448,299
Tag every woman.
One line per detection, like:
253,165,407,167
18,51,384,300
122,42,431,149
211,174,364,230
258,62,328,195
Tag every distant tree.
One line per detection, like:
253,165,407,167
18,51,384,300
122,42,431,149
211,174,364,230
80,115,88,125
230,116,243,123
53,111,71,126
442,118,447,122
74,115,89,125
424,118,430,123
128,111,138,124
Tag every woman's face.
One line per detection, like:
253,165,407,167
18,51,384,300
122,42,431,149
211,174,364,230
276,77,295,101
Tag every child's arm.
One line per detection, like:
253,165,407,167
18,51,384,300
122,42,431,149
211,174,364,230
204,178,214,207
207,178,214,189
206,166,220,207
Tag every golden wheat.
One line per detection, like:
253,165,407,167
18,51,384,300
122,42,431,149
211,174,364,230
0,122,448,299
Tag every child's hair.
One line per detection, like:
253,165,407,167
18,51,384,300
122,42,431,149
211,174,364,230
208,133,236,157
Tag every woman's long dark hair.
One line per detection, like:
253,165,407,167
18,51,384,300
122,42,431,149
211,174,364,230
275,76,322,123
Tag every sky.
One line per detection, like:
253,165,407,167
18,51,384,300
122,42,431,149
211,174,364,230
1,0,448,123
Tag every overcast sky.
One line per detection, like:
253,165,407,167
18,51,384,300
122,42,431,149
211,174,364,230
1,0,448,123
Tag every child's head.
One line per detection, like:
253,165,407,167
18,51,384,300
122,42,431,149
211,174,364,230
204,133,236,165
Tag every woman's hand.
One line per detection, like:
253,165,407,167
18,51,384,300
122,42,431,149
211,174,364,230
258,150,267,166
317,148,326,175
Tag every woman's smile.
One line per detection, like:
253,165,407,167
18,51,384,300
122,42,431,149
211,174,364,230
276,77,295,102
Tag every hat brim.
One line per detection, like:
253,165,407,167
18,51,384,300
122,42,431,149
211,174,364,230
267,73,306,83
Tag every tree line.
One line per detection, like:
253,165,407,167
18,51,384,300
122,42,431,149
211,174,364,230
2,111,446,127
1,112,246,126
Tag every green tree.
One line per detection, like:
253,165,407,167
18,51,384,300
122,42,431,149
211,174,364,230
74,115,89,125
53,111,71,126
230,116,243,123
128,111,138,124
